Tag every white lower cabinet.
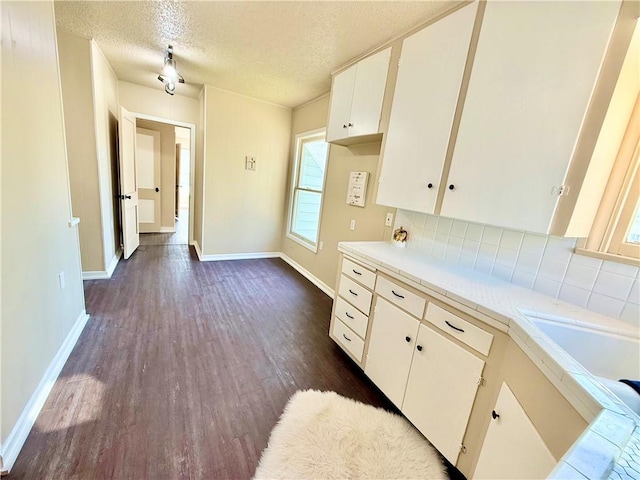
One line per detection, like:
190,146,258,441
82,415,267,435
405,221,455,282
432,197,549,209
473,382,556,480
402,323,485,465
365,297,420,408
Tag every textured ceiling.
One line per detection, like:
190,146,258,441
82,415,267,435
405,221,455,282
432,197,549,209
54,1,456,107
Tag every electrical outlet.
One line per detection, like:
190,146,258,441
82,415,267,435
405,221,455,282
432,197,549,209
58,271,66,290
385,213,394,227
350,219,356,231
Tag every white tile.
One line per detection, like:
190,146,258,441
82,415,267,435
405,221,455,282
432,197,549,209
561,430,621,480
458,253,476,269
620,302,639,327
466,223,484,242
447,235,463,249
444,249,460,264
414,213,427,229
512,270,536,289
475,258,494,275
534,277,562,298
500,229,524,250
593,270,634,300
435,232,449,245
482,226,503,245
521,233,548,256
496,247,518,268
451,219,468,238
462,238,479,254
410,227,425,245
544,236,576,264
538,256,570,282
492,264,513,282
437,217,453,236
558,284,590,308
628,278,639,304
515,251,542,274
478,242,498,260
601,260,638,277
425,214,439,231
569,253,602,269
587,293,625,318
563,263,599,290
432,243,446,260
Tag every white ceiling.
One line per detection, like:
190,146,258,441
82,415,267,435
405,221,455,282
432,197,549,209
54,1,456,108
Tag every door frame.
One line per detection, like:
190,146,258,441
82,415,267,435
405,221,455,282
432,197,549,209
129,112,196,246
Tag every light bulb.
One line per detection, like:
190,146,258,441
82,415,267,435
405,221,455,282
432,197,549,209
165,82,176,95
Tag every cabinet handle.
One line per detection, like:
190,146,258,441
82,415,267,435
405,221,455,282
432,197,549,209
391,290,405,299
343,333,352,342
352,269,362,276
492,410,500,420
345,312,354,319
405,336,411,343
445,320,465,333
448,184,455,190
416,345,423,352
427,183,433,189
348,289,358,296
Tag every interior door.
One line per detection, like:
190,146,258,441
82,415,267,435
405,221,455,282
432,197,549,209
135,127,161,232
175,144,180,216
118,107,140,259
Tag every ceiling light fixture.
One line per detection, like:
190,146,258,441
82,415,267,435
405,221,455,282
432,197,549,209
157,45,184,95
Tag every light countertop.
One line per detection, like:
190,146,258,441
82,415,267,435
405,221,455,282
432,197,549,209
338,241,640,480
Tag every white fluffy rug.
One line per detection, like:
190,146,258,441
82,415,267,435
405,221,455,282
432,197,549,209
254,390,447,479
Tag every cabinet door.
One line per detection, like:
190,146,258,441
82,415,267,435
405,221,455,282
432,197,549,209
473,383,556,480
365,297,420,408
326,65,357,142
440,1,620,233
348,48,391,138
376,2,478,212
402,324,485,465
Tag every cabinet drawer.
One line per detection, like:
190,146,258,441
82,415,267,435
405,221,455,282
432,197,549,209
342,257,376,289
335,297,369,339
375,276,426,318
424,303,494,356
332,318,365,362
338,275,373,315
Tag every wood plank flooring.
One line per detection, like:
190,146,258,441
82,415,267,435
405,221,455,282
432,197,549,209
9,245,403,479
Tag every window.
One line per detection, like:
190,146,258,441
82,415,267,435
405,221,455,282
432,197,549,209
581,95,640,263
287,129,329,252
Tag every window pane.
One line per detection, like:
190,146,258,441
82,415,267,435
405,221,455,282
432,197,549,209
298,139,328,191
626,200,640,244
292,190,322,244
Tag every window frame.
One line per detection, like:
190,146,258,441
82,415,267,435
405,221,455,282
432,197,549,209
579,94,640,265
286,128,329,253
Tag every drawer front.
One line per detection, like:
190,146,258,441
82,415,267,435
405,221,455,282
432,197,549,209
332,318,365,362
338,275,373,315
375,276,426,318
342,257,376,289
335,297,369,339
425,303,494,356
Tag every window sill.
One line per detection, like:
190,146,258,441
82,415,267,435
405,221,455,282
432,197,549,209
286,232,318,254
573,247,640,267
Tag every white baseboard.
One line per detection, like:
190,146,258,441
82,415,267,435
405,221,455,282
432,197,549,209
160,227,176,233
280,253,334,299
193,241,203,260
0,310,90,473
197,251,281,262
82,249,121,280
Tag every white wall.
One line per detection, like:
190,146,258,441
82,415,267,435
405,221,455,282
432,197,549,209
1,0,86,450
394,210,640,326
201,85,292,256
118,81,199,126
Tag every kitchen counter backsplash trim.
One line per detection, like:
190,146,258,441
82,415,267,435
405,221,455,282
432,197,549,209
392,210,639,324
338,241,639,480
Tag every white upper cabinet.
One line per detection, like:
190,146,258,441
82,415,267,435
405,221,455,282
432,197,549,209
326,48,391,145
440,1,621,233
376,2,479,213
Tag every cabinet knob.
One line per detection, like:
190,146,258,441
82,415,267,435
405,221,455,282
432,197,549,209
492,410,500,420
427,183,433,189
416,345,423,352
343,124,348,129
448,184,455,190
405,336,411,343
348,123,354,127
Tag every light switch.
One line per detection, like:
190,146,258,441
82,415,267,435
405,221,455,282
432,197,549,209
385,213,394,227
350,219,356,231
245,156,257,171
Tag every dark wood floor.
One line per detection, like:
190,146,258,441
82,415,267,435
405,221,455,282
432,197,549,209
9,245,399,479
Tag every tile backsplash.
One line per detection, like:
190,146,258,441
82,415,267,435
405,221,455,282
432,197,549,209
394,210,639,327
